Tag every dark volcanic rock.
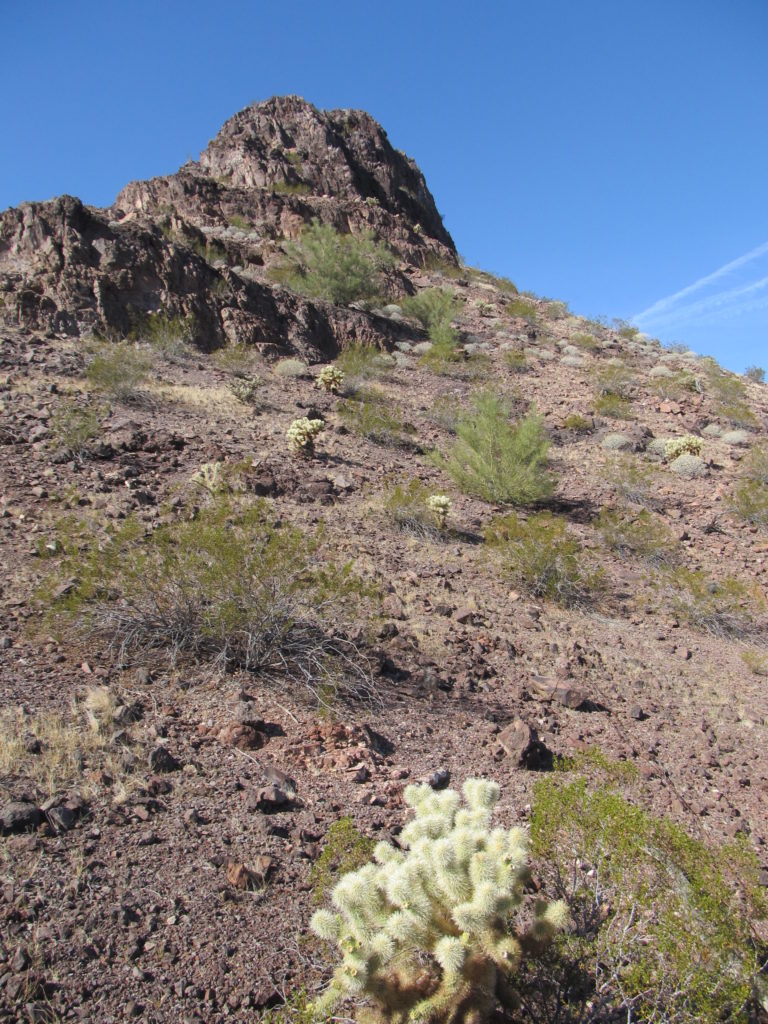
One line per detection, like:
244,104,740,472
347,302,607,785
0,96,456,359
0,801,42,833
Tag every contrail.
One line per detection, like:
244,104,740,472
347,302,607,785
638,274,768,328
634,239,768,322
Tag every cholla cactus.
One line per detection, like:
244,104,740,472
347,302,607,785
425,494,451,530
310,778,568,1023
287,417,325,457
190,461,224,495
318,365,345,394
665,434,703,460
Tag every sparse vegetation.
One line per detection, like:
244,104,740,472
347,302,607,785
593,362,634,418
596,508,680,568
85,340,154,403
604,456,662,509
336,344,391,394
40,497,377,702
504,349,529,373
745,365,765,383
505,296,538,324
664,434,703,460
441,390,554,505
227,375,265,406
400,288,460,332
666,566,765,637
731,446,768,526
317,365,344,393
702,358,757,427
486,512,603,605
741,648,768,675
528,763,768,1024
340,387,413,447
49,398,105,461
562,413,592,433
274,357,308,378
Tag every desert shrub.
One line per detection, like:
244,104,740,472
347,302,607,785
442,390,554,505
310,818,375,905
596,508,680,568
381,478,450,538
485,512,603,606
745,365,765,383
418,320,463,370
141,312,199,360
702,358,757,426
647,367,698,399
570,332,597,351
669,453,708,478
212,343,263,378
274,357,308,378
504,349,529,373
426,393,463,433
317,365,344,393
612,319,640,340
400,288,460,332
505,297,539,323
279,220,394,305
545,299,569,320
287,417,325,457
666,567,765,637
310,778,568,1022
41,497,376,702
49,399,105,461
270,181,311,196
336,344,392,394
593,392,633,419
731,446,768,526
593,363,634,419
85,340,154,403
601,432,632,451
562,414,592,433
340,388,413,447
605,456,662,510
664,434,703,460
741,648,768,675
527,766,768,1024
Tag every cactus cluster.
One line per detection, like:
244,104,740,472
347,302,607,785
310,778,567,1023
664,434,703,460
425,494,451,529
287,417,325,456
317,365,345,393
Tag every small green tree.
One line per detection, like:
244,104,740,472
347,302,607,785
310,778,567,1023
285,220,395,305
442,390,554,505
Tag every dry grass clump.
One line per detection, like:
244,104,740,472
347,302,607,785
339,387,414,447
666,567,765,637
593,363,634,419
731,446,768,527
604,457,663,510
273,357,309,379
49,398,106,461
85,339,154,403
740,648,768,676
380,478,451,539
0,688,141,800
596,508,680,568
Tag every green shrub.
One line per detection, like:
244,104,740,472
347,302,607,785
340,387,413,447
593,392,633,419
505,297,538,323
442,390,554,505
731,446,768,526
212,343,263,378
280,220,394,305
49,399,105,461
40,497,376,702
486,512,603,605
418,320,463,370
271,181,311,196
570,332,597,351
528,767,768,1024
310,818,375,905
85,340,154,403
596,508,680,568
745,365,765,383
400,288,460,332
666,566,765,637
310,779,567,1022
140,312,199,360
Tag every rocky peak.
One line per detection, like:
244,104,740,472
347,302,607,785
0,97,456,355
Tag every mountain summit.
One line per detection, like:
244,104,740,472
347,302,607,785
0,96,454,354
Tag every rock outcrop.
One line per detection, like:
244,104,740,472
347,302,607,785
0,96,456,359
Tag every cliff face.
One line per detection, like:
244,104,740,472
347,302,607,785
0,96,456,358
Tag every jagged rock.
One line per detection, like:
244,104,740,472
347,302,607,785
0,801,42,833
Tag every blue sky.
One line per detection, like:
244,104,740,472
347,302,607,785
2,0,766,372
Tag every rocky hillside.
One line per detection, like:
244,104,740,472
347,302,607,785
0,98,767,1024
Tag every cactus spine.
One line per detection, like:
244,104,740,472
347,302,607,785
310,778,567,1023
